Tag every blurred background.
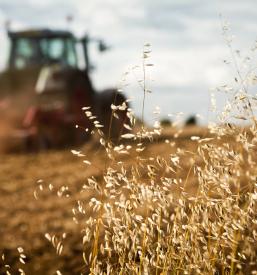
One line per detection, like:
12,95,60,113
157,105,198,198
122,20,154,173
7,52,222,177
0,0,256,124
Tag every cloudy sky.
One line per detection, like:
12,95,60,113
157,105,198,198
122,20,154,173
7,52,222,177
0,0,256,124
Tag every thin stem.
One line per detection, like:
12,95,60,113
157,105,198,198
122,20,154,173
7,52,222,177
141,46,146,127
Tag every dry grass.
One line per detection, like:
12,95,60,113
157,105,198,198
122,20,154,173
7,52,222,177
0,122,256,274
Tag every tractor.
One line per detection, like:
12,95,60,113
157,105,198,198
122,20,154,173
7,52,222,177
0,29,128,151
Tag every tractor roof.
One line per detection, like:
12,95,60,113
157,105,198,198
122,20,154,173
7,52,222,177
8,29,74,39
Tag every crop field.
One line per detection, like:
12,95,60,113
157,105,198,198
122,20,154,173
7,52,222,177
0,123,256,274
0,126,202,274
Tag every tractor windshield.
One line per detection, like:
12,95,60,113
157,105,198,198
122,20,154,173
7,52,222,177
10,37,78,69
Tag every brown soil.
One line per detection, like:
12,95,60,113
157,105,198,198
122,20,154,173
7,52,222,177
0,126,221,274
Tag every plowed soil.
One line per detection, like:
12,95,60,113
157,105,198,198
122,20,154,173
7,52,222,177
0,126,216,274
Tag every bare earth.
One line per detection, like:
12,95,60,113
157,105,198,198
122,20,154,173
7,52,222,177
0,126,220,274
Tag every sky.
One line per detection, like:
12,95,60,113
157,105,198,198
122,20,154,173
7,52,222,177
0,0,256,124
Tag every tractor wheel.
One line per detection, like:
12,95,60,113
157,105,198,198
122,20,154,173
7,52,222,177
96,89,129,140
23,129,52,152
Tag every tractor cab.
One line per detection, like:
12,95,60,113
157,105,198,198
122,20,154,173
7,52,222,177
8,29,87,71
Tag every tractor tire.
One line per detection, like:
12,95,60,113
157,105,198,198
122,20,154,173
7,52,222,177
96,89,129,140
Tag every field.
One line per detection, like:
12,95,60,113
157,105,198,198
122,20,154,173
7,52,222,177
0,124,256,274
1,126,194,274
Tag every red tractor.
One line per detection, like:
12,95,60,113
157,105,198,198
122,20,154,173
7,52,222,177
0,29,128,151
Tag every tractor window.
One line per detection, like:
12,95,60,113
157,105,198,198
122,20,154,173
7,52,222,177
14,38,38,69
10,36,78,69
39,38,77,68
39,38,65,63
66,39,77,68
48,39,65,60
